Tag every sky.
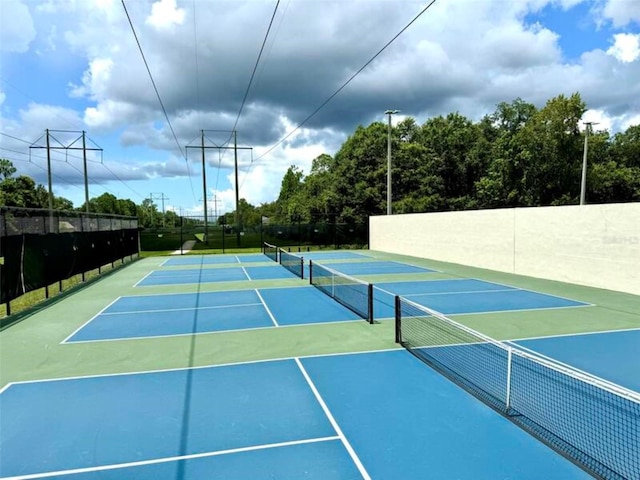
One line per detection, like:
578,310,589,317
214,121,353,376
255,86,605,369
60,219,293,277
0,0,639,218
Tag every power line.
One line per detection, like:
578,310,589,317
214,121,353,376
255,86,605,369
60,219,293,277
100,163,147,201
121,0,184,159
213,1,280,195
232,0,280,134
240,0,439,189
121,0,198,204
1,131,147,202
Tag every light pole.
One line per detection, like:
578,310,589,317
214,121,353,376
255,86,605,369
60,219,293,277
385,109,399,215
581,121,598,205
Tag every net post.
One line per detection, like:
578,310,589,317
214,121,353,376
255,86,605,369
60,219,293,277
300,257,304,280
309,260,313,284
394,295,401,343
367,283,374,324
505,346,513,413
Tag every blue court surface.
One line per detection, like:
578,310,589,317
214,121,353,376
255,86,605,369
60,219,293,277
161,254,270,266
64,287,363,342
513,329,640,393
373,279,589,318
0,350,592,479
298,251,370,261
316,260,435,276
136,265,298,286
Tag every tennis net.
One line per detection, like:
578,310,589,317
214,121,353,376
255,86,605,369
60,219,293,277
395,296,640,480
309,260,373,323
279,249,304,279
263,242,279,262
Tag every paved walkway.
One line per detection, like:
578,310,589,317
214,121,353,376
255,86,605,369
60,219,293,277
171,240,196,255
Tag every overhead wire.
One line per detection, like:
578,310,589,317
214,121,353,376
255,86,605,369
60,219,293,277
239,0,439,189
121,0,197,205
1,131,146,201
213,0,281,197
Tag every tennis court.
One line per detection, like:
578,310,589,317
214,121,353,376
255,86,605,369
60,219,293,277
1,352,592,479
136,264,299,286
161,254,269,266
64,287,365,342
1,249,638,479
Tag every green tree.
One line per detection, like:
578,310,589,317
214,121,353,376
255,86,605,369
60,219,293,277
0,158,17,180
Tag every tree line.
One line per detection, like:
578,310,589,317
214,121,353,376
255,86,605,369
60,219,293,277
259,93,639,225
2,93,638,228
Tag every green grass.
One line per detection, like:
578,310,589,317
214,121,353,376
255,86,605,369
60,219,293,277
0,258,137,323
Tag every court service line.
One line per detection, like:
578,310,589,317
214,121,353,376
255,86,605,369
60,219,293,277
60,297,122,344
404,288,517,298
468,277,593,304
241,266,252,280
101,302,263,316
0,436,341,480
294,358,371,480
255,289,279,327
133,271,154,287
508,326,640,343
446,303,595,317
0,348,405,390
63,317,367,344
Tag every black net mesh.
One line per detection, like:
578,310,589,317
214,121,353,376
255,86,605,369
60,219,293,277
310,261,373,323
263,242,278,262
396,296,640,480
279,249,304,279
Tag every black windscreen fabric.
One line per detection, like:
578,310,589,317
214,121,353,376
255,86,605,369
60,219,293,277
0,229,139,305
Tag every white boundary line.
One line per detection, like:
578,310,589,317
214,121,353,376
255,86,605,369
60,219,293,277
294,358,371,480
468,277,594,305
508,326,640,343
60,297,122,344
8,326,638,390
99,302,263,317
255,289,279,327
62,316,365,345
446,303,595,317
241,266,252,281
405,288,517,297
327,261,438,276
0,436,340,480
111,284,309,301
0,347,403,390
133,271,153,287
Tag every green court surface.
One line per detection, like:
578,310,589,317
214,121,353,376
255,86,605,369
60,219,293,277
1,249,638,387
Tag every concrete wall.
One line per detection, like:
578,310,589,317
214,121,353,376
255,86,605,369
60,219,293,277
370,203,640,295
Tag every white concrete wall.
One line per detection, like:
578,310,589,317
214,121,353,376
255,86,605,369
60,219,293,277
370,203,640,295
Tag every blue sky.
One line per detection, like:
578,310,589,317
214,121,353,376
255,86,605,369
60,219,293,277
1,0,639,216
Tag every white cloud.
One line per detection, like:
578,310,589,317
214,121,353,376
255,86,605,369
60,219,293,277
607,33,640,63
581,109,613,132
601,0,640,27
0,0,36,52
146,0,185,30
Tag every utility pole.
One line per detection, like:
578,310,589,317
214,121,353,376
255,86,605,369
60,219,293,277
234,130,240,246
150,193,169,227
201,130,208,241
45,129,53,227
385,110,400,215
581,122,599,205
209,194,220,223
185,130,252,246
82,131,89,213
30,129,103,227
